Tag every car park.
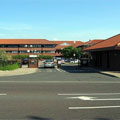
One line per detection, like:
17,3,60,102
44,59,54,68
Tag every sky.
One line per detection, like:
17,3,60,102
0,0,120,41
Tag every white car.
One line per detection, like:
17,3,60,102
61,59,65,64
70,59,78,63
44,59,54,68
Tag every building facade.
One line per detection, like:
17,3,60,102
0,39,83,57
84,34,120,70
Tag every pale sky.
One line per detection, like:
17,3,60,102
0,0,120,41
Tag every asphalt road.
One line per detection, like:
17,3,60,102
0,64,120,120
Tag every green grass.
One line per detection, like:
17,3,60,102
0,63,19,71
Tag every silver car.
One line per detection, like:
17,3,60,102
44,59,54,68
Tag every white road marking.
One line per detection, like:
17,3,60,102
0,81,120,83
67,96,120,101
67,96,95,100
0,93,7,96
56,68,62,72
58,93,120,96
56,68,66,72
0,80,120,84
69,106,120,110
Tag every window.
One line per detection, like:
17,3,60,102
12,51,18,53
19,45,28,48
42,45,56,48
30,45,33,47
20,51,27,53
0,45,5,48
6,51,12,53
43,51,55,53
8,45,18,48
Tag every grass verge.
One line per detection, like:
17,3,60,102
0,63,19,71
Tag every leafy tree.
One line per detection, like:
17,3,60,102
0,50,8,61
61,46,74,58
62,46,83,58
74,47,83,59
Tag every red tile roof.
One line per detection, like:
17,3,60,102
52,41,84,49
75,41,84,47
0,39,56,44
52,41,74,45
52,41,74,50
84,34,120,51
84,39,104,45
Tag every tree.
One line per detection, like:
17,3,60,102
62,46,83,59
61,46,74,58
0,50,8,61
74,47,83,59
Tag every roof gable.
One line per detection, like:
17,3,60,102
84,34,120,51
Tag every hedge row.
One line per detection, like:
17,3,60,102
12,55,53,60
12,55,28,59
38,55,53,59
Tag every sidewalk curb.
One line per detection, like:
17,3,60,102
100,71,120,78
0,68,38,77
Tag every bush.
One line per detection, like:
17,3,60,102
12,55,28,59
0,63,19,71
38,55,53,60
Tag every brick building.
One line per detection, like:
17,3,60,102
84,34,120,70
0,39,83,57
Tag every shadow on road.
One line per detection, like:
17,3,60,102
95,118,111,120
38,67,55,69
60,65,99,73
60,64,117,78
28,116,53,120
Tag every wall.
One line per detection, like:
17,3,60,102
91,50,120,70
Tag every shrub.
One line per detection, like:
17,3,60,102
0,63,19,71
38,55,53,60
12,55,28,59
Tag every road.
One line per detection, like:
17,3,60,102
0,64,120,120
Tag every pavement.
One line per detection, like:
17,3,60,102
0,68,38,77
100,71,120,78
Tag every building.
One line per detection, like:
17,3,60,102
0,39,57,56
77,39,104,49
0,39,84,57
52,41,84,56
84,34,120,70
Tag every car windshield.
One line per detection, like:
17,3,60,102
45,59,53,62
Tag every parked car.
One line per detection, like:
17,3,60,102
22,58,28,65
70,59,78,63
61,59,65,64
44,59,54,68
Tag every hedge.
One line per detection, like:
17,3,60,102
12,55,53,60
0,63,19,71
12,55,28,59
38,55,53,60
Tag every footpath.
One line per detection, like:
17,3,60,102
100,71,120,78
0,68,38,77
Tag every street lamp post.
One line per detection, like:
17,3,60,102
73,40,76,64
73,53,76,63
27,50,30,68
